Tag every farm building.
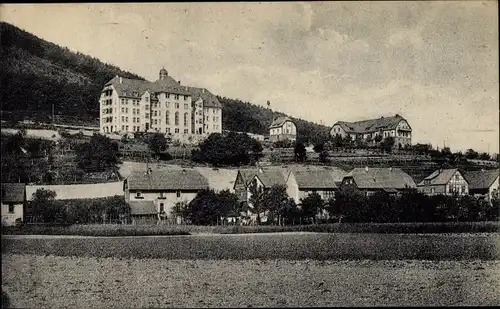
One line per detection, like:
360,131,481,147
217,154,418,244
340,167,416,196
463,169,499,202
123,168,209,225
286,166,347,204
1,183,26,226
417,168,469,196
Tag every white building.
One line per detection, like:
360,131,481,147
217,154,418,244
268,117,297,142
99,68,222,144
1,183,25,226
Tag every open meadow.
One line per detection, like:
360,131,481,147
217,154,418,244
2,254,500,308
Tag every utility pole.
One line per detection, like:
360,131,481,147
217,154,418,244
52,103,55,124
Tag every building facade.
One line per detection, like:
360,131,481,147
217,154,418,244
417,169,469,196
99,68,222,144
1,183,26,226
269,117,297,142
330,114,412,149
123,168,209,224
286,167,346,204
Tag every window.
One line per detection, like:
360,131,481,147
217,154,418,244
175,128,180,133
175,112,179,125
175,102,179,109
213,116,216,122
136,192,143,198
126,125,129,131
154,119,157,125
159,192,165,199
125,117,128,122
184,129,188,134
145,113,149,118
184,113,188,126
175,94,179,100
166,127,170,133
126,108,128,113
206,116,209,121
165,93,170,99
461,185,466,193
166,111,170,125
121,116,125,122
165,102,170,108
8,204,14,213
455,175,460,181
160,203,165,212
184,103,188,109
145,105,149,110
176,190,181,198
154,111,157,117
145,97,149,102
121,107,125,113
184,95,188,101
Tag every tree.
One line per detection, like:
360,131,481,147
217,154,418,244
274,139,293,149
332,134,343,148
278,198,299,226
465,148,479,160
183,189,220,225
319,150,330,164
294,141,306,163
248,179,266,224
75,134,119,172
28,188,63,223
261,184,289,225
146,133,168,155
379,136,395,153
374,134,383,143
216,189,241,222
192,132,263,167
313,142,324,153
299,192,324,224
478,152,491,161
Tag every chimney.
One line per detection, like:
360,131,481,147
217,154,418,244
389,167,393,172
182,169,187,175
481,168,485,172
178,80,181,84
259,168,263,174
119,77,123,84
364,166,369,173
202,89,205,94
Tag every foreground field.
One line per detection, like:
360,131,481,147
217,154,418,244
2,254,500,308
3,232,500,260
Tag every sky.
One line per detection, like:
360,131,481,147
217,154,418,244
1,2,498,154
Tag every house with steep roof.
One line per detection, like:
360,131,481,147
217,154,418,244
286,166,347,204
123,168,209,224
340,167,416,196
463,169,499,202
1,183,26,226
417,168,469,196
269,116,297,142
99,68,222,144
330,114,412,149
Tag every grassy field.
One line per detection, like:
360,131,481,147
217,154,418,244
2,254,500,308
2,232,500,260
4,221,500,237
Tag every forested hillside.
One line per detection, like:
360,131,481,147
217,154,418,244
0,22,144,124
1,22,330,143
219,96,330,145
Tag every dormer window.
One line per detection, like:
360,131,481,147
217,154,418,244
135,191,143,199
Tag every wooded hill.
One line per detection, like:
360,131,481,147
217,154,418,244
1,22,330,143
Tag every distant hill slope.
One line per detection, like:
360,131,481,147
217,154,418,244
1,22,330,143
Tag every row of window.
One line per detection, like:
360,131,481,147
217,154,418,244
135,191,182,199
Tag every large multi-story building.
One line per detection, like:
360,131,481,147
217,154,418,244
99,68,222,143
330,114,412,149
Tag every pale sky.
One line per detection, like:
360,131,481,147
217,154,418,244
1,2,498,153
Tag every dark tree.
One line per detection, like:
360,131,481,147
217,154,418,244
299,192,324,224
75,134,119,172
294,141,307,162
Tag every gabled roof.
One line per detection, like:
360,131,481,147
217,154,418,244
463,169,499,190
291,167,347,189
188,87,222,108
333,114,409,134
269,117,294,129
1,183,26,203
345,168,416,190
127,169,209,191
236,168,260,186
417,168,462,186
252,169,287,188
129,200,156,215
